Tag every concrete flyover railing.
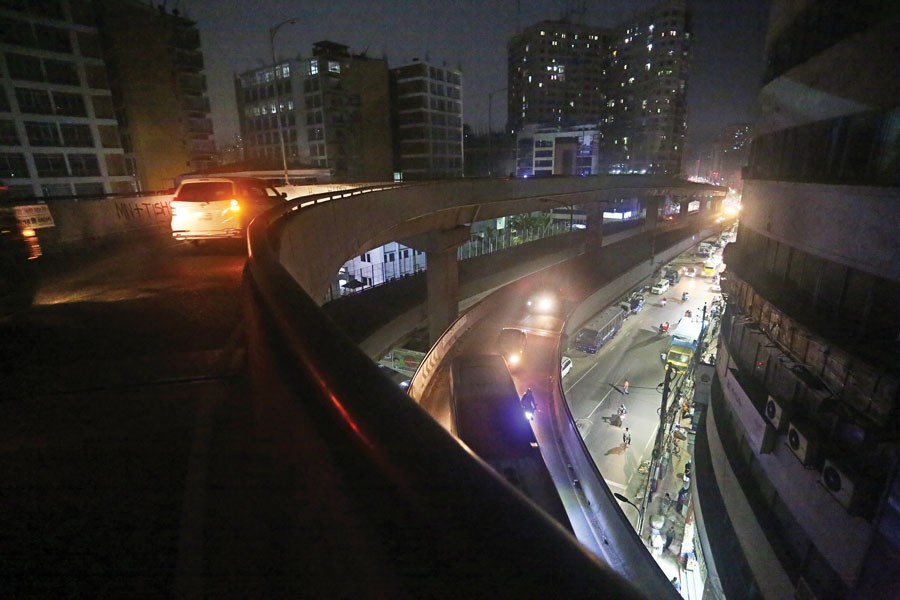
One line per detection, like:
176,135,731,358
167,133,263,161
243,181,658,598
241,176,724,596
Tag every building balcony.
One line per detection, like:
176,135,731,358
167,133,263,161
183,117,213,136
181,96,211,114
175,51,205,72
177,72,207,95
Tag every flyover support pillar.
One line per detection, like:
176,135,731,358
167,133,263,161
401,226,471,344
643,196,662,231
584,203,604,253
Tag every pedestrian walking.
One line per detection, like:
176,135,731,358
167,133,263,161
665,525,676,551
623,379,630,394
622,427,632,447
671,577,681,591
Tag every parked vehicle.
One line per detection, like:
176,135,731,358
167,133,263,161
664,318,703,372
573,306,626,354
620,291,645,314
0,205,41,314
170,176,287,242
663,267,681,285
650,279,670,294
560,356,573,378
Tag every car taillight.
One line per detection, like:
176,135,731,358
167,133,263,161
229,199,240,212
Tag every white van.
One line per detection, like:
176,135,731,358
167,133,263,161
650,279,670,294
170,176,286,242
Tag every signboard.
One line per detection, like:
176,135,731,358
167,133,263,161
14,204,55,229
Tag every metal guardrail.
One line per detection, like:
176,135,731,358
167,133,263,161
242,183,651,597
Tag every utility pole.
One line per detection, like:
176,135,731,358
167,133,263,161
638,364,676,535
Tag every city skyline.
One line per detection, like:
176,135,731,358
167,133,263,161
183,0,770,153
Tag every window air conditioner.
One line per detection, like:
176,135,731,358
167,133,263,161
820,459,857,511
764,395,789,432
787,421,819,467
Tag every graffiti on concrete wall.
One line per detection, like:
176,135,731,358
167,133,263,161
115,199,171,223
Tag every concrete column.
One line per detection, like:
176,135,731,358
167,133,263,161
644,196,662,230
584,203,604,253
401,226,471,343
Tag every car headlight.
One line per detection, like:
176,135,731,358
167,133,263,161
229,199,241,212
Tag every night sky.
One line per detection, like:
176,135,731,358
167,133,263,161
179,0,771,151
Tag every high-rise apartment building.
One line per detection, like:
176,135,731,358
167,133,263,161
95,0,215,191
506,1,690,176
603,0,690,175
701,2,900,598
391,61,463,179
236,41,393,182
0,0,133,198
507,21,609,133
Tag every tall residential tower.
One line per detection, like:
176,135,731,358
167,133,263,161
506,0,691,176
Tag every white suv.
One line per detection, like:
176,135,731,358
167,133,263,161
170,176,286,242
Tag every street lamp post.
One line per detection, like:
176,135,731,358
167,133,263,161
613,492,642,530
487,86,507,177
269,17,299,187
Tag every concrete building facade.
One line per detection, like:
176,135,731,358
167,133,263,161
702,2,900,598
391,61,463,180
603,0,690,175
515,123,599,178
506,20,610,134
0,0,133,198
95,0,215,191
236,41,394,183
506,0,691,176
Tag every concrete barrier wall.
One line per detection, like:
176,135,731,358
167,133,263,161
14,183,361,256
18,194,173,254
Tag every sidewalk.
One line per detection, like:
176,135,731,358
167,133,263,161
634,408,703,598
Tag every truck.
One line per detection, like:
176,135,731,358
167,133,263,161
664,317,704,372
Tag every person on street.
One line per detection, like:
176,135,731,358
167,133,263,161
623,379,630,394
665,525,676,551
623,428,632,447
520,388,536,420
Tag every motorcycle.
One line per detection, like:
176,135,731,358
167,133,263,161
521,389,536,421
658,322,670,334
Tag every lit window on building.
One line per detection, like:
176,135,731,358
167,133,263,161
309,60,318,75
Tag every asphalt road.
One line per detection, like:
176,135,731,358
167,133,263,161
564,261,721,510
1,237,250,596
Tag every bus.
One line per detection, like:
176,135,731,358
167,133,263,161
449,354,572,530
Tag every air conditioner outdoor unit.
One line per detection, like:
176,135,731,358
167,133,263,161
820,459,857,511
787,421,819,467
764,395,789,432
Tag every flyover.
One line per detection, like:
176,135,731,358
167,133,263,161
243,175,725,597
